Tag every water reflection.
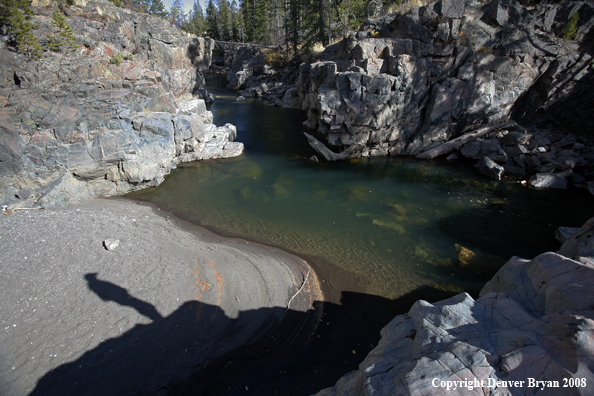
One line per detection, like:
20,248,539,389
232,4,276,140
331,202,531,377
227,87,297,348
129,75,594,300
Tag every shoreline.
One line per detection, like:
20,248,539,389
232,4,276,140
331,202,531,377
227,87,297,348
0,197,325,395
124,195,384,305
0,195,439,395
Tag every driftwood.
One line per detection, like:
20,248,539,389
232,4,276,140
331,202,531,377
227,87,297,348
415,119,508,160
303,132,357,161
287,270,310,309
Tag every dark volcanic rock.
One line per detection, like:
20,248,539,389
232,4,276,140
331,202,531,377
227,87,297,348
528,172,568,189
474,156,504,180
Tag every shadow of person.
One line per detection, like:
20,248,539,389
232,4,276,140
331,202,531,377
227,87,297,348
32,277,458,396
84,273,163,322
31,300,228,396
31,275,320,396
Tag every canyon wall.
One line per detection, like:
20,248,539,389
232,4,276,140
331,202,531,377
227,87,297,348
296,0,593,159
0,0,243,208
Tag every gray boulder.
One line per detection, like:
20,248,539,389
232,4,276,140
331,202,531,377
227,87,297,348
439,0,465,19
482,0,510,26
315,250,594,396
557,216,594,258
474,156,504,180
283,88,301,109
555,226,580,244
500,131,532,146
528,173,568,189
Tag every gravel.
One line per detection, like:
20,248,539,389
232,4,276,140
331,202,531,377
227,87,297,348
0,198,322,396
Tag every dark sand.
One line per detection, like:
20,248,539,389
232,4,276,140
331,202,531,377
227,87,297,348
0,198,323,396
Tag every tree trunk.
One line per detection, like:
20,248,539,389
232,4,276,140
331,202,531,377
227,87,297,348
328,0,331,44
318,0,325,45
415,119,508,159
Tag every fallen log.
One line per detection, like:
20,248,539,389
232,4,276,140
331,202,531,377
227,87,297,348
415,119,508,160
303,132,358,161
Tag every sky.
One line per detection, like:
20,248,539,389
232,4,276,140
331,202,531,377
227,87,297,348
167,0,204,15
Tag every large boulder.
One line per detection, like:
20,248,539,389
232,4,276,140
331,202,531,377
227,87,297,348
315,249,594,396
282,87,301,109
558,216,594,259
226,46,263,90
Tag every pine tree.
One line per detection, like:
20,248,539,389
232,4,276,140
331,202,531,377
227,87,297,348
170,0,186,28
181,0,205,35
206,0,219,39
241,0,271,44
335,0,365,37
194,0,206,33
230,0,241,41
1,0,42,59
218,0,231,41
47,8,78,53
299,0,322,51
287,0,300,54
148,0,167,16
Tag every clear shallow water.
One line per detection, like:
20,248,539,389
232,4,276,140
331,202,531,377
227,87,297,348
130,75,594,300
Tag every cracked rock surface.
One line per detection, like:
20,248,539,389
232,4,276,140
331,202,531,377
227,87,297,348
295,0,594,162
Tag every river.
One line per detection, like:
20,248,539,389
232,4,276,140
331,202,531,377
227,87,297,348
131,74,593,301
128,74,594,394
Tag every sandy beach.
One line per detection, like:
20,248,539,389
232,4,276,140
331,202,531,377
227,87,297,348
0,198,322,396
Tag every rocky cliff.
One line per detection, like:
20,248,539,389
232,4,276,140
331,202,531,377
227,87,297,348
0,0,243,208
297,0,593,160
225,0,594,188
315,217,594,396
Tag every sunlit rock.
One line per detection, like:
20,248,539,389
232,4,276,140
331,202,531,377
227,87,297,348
315,250,594,396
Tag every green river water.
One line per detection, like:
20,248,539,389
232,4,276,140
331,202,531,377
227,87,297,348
130,74,594,302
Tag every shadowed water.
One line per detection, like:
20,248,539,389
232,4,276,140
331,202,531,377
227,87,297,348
129,74,594,300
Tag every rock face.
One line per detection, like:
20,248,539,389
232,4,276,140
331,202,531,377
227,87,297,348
557,216,594,259
315,238,594,395
295,0,593,163
226,46,300,105
0,0,243,208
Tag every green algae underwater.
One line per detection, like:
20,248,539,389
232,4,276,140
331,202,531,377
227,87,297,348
129,75,594,301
